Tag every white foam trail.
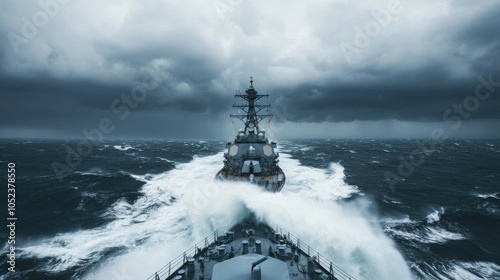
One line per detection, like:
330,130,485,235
424,227,466,243
385,225,466,244
157,157,177,164
458,262,500,279
414,261,500,280
21,151,412,280
382,195,403,205
278,153,360,201
381,215,414,225
477,192,499,199
242,193,413,279
378,209,467,245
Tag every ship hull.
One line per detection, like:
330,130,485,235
215,168,286,192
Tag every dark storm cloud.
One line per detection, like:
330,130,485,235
273,71,500,123
268,1,500,124
1,0,499,138
453,3,500,47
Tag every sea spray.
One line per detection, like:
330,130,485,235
20,151,412,280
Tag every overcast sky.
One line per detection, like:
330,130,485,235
1,0,499,139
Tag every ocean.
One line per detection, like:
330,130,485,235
0,139,499,280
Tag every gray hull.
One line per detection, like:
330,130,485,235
215,168,286,192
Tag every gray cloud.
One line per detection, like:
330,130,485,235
1,0,499,139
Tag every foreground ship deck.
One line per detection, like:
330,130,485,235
147,219,356,280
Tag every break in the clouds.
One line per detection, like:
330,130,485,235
1,0,499,139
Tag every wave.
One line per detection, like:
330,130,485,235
476,192,499,199
383,198,402,205
113,145,134,151
76,168,106,176
75,191,102,211
425,227,466,243
157,157,177,164
128,172,159,183
75,169,135,180
380,215,414,225
385,225,466,244
382,209,466,244
413,261,500,280
18,152,413,280
279,153,360,201
426,207,445,224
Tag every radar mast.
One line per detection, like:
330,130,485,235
230,77,272,136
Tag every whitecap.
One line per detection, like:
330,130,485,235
414,261,500,280
424,227,466,243
382,197,402,205
426,207,444,224
477,192,499,199
380,215,413,225
113,145,134,151
129,173,155,182
77,168,105,176
385,226,465,244
279,154,360,201
21,152,412,280
157,157,177,164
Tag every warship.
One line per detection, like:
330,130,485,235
215,77,285,192
146,79,356,280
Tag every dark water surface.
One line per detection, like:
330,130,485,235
1,139,498,279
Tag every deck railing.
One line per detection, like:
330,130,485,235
146,227,357,280
146,231,218,280
278,227,357,280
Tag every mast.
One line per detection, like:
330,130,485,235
229,77,272,134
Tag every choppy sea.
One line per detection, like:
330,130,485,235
1,139,499,279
